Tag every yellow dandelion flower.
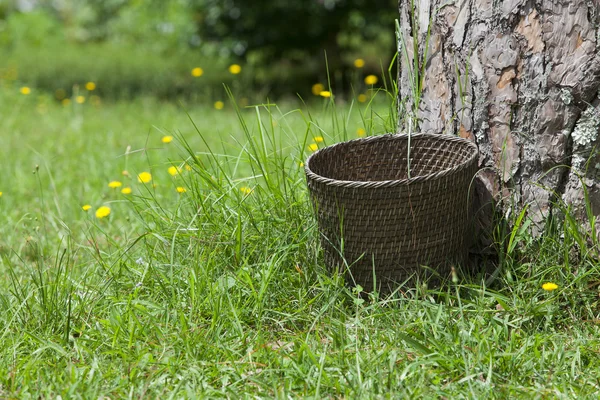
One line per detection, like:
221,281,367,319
184,164,192,171
191,67,204,77
354,58,365,68
137,172,152,183
0,192,3,197
314,136,324,143
240,187,253,195
55,89,66,100
229,64,242,74
308,143,319,152
20,86,31,95
75,95,85,104
82,204,91,211
176,186,186,193
319,91,332,98
357,94,367,103
364,75,378,85
542,282,558,291
357,128,366,137
121,187,132,194
214,101,224,110
312,83,325,96
299,162,304,167
108,181,122,188
168,166,182,176
122,170,130,177
62,98,71,106
95,206,111,219
85,82,96,91
162,135,173,144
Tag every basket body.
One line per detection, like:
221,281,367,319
305,133,479,292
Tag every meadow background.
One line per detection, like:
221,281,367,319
1,1,600,398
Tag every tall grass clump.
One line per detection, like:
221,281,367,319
122,87,400,334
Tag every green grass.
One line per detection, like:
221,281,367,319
1,86,600,398
0,41,252,101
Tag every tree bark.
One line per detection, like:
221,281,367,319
398,0,600,242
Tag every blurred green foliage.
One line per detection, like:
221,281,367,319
196,0,397,83
0,0,396,100
0,41,241,101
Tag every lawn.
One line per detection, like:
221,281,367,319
1,87,600,398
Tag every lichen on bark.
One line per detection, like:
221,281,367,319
571,106,600,147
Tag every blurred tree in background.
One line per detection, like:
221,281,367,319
196,0,397,95
0,0,397,100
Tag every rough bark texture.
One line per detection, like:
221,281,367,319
398,0,600,243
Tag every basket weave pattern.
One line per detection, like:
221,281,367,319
305,133,478,291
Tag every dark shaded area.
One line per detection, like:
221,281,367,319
197,0,397,95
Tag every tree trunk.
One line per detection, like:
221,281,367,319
398,0,600,243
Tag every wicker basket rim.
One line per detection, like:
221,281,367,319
305,132,478,188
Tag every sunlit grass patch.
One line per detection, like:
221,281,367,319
0,85,599,398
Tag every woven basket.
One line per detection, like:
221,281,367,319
305,133,479,292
